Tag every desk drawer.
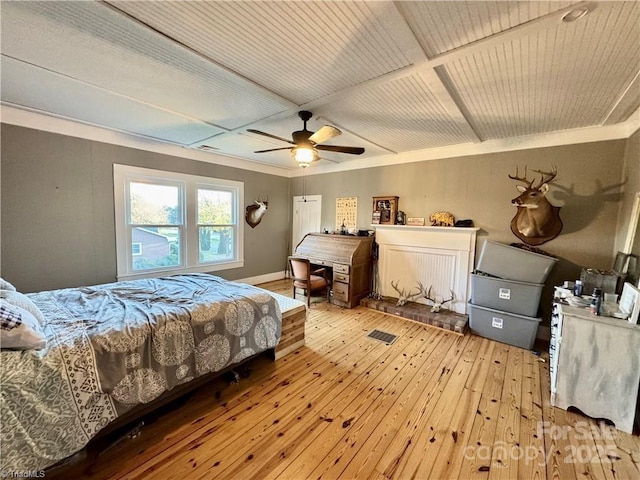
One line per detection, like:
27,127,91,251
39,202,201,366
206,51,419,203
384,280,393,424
332,282,349,303
334,272,349,283
333,263,349,274
308,258,330,267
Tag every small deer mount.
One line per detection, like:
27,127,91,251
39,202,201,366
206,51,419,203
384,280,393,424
508,166,563,246
245,199,268,228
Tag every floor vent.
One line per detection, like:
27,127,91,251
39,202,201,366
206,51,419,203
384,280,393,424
368,329,398,344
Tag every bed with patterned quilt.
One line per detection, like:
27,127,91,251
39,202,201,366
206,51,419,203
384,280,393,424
0,273,284,472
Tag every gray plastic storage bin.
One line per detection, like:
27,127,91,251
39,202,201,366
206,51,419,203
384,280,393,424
476,240,557,283
468,302,541,350
471,273,543,317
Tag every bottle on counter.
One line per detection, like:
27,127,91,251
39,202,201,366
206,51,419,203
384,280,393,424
574,280,583,297
590,287,602,315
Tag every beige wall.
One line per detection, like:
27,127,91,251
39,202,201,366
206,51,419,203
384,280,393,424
292,139,629,327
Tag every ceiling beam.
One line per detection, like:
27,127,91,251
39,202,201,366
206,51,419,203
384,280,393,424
603,70,640,125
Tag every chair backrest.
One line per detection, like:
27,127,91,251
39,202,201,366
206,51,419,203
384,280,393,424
289,256,311,281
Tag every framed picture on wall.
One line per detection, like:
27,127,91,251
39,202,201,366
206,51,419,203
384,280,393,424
372,196,398,225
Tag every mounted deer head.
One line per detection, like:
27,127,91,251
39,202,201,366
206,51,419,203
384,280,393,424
419,283,454,313
245,198,268,228
390,280,422,307
508,166,563,246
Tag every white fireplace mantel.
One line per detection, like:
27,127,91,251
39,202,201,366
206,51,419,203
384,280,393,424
373,225,479,314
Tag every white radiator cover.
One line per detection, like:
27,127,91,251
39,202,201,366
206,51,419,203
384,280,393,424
374,225,479,314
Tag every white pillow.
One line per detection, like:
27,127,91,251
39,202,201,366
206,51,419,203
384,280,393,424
0,301,47,350
0,277,17,292
0,291,46,327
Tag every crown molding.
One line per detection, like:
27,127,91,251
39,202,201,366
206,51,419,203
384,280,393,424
292,113,640,177
0,104,293,177
2,103,638,180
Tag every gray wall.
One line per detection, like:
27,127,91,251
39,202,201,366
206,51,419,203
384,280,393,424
1,125,290,292
615,129,640,283
291,139,630,327
1,123,636,330
616,129,640,251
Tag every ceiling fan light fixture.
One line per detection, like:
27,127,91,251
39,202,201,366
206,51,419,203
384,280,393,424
292,146,317,168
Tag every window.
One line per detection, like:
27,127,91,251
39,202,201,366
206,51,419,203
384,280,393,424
114,165,244,280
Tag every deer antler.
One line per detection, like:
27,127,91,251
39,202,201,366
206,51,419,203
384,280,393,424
440,290,455,305
508,166,534,188
530,165,557,189
420,285,455,312
415,282,430,300
391,280,421,307
509,165,557,190
422,285,437,304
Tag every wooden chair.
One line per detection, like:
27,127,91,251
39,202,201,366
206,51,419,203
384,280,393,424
288,256,331,307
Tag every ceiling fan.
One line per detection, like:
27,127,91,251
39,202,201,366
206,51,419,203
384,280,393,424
247,111,365,167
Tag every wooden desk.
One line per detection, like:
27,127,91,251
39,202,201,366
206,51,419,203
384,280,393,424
294,233,373,308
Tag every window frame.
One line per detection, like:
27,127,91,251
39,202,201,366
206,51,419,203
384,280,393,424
114,164,244,280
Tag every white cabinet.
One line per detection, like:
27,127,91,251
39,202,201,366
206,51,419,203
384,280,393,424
550,303,640,433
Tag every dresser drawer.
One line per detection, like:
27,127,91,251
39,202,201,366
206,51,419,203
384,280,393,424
332,282,349,302
333,263,349,274
333,272,349,283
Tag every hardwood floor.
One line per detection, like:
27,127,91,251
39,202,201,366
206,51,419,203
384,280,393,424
54,279,639,479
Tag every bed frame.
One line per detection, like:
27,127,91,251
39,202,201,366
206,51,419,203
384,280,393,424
45,292,307,476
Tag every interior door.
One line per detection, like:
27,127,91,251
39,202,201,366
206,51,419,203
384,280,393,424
292,195,321,254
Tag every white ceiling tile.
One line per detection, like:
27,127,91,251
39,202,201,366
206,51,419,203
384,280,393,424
317,74,476,152
396,1,577,57
107,0,416,104
439,1,640,140
1,1,292,130
2,57,222,145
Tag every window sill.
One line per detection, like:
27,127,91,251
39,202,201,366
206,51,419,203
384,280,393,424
116,260,244,282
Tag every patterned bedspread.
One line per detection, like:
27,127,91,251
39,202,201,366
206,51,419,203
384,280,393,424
0,274,281,472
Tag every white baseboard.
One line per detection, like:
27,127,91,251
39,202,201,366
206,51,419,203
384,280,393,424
237,271,286,286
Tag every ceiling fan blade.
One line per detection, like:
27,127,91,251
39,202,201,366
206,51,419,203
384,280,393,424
316,145,365,155
253,147,294,153
308,125,341,145
247,129,295,145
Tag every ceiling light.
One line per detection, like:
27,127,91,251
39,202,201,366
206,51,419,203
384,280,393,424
292,146,318,168
562,7,591,23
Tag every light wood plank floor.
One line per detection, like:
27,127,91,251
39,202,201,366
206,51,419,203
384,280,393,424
52,279,639,479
